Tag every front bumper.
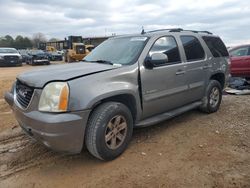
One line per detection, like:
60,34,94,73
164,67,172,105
0,59,22,67
33,59,50,65
71,54,86,61
50,56,63,61
5,91,91,154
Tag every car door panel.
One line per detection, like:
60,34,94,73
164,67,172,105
231,56,249,75
141,64,188,118
186,61,206,98
230,46,250,76
140,36,189,119
179,35,207,102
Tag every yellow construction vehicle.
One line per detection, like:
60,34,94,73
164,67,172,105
64,36,94,63
46,46,56,52
85,44,95,53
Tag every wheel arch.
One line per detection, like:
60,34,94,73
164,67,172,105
210,72,225,88
90,93,138,123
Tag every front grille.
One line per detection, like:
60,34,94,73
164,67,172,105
4,56,19,63
76,46,86,54
16,81,34,109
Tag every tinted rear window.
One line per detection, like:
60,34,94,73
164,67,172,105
202,36,229,57
180,36,205,61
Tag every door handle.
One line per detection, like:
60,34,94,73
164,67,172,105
176,70,186,75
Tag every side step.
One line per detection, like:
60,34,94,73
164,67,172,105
135,101,202,127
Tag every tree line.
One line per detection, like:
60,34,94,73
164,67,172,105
0,33,59,49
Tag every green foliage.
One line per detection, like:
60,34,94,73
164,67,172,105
0,35,34,49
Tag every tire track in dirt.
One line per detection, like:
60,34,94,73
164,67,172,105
0,63,75,179
0,127,67,179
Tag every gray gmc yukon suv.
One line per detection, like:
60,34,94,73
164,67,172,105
5,29,230,160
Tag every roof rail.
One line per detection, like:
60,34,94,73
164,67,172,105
146,28,183,33
142,28,213,35
185,30,213,34
198,31,213,34
169,28,184,32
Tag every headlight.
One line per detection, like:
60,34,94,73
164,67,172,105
0,56,3,60
38,82,69,112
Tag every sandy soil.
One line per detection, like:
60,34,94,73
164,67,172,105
0,63,249,188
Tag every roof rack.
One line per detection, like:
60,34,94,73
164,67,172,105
146,28,183,33
184,30,213,34
143,28,213,35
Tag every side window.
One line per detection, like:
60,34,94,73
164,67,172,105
230,47,249,57
180,36,205,61
149,36,181,64
202,36,229,57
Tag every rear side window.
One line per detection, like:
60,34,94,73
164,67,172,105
180,36,205,61
202,36,229,57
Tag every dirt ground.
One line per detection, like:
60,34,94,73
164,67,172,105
0,63,249,188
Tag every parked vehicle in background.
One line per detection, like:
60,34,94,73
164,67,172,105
46,46,56,52
64,36,94,63
57,50,65,56
47,51,63,61
28,50,50,65
85,44,95,53
5,29,229,161
229,45,250,80
18,50,32,64
0,48,22,67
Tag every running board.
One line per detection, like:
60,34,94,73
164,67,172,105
135,101,202,127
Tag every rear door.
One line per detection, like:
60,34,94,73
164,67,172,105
140,36,189,118
179,35,207,102
230,46,250,76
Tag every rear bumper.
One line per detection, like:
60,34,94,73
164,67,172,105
5,91,91,154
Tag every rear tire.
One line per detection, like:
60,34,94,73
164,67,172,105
85,102,133,161
199,80,222,113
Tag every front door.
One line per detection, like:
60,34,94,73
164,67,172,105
140,36,189,119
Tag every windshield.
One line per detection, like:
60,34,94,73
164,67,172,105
0,48,18,53
75,45,85,54
84,36,148,65
29,50,45,55
19,50,28,55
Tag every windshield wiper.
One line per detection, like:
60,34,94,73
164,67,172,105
82,59,113,65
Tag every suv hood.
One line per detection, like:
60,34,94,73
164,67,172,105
17,62,119,88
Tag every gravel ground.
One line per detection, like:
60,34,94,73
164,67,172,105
0,63,249,188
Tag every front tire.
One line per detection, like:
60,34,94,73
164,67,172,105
67,55,73,63
85,102,133,161
199,80,222,113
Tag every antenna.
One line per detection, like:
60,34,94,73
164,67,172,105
141,26,145,34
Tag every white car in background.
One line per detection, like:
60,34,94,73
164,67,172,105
0,48,22,67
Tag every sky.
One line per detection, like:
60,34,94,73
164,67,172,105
0,0,249,46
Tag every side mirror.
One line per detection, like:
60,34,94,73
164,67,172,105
144,53,168,69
